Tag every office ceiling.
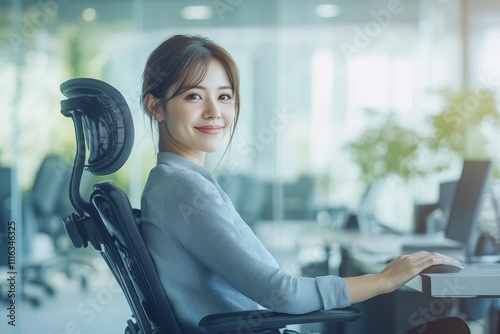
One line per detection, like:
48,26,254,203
6,0,499,35
14,0,423,29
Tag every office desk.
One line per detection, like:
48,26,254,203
407,263,500,298
334,231,500,333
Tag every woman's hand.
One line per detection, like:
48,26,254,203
378,251,463,293
344,251,462,304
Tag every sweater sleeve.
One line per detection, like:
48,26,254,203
150,168,350,314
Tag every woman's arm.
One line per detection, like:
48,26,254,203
344,251,463,304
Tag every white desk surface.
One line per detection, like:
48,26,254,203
407,263,500,297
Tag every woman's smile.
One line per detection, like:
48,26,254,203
194,125,224,135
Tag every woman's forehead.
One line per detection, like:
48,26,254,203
169,60,232,94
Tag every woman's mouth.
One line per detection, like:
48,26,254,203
195,125,223,135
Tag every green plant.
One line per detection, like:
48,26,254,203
346,112,428,185
428,89,500,159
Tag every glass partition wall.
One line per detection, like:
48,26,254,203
4,0,499,227
0,0,499,243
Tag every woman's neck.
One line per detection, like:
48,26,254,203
159,144,205,166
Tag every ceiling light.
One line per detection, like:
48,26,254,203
82,8,96,22
181,6,213,20
315,4,340,18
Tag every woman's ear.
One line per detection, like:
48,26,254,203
145,94,165,122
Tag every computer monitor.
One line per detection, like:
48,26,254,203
438,180,458,222
445,160,492,261
417,180,458,235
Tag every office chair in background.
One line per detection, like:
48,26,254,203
20,154,66,306
59,77,361,334
14,154,92,307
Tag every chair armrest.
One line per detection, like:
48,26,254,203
199,306,361,333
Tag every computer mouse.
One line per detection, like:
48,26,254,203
420,263,463,274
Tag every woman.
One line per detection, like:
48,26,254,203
140,34,468,333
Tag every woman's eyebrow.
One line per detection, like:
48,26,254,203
188,85,233,91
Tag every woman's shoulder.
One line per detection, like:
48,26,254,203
142,162,226,219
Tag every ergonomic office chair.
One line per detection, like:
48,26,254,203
59,77,361,334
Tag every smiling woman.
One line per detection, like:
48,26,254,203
140,34,240,165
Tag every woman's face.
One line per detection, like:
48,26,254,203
155,60,235,164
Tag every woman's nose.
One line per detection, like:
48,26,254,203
203,98,221,119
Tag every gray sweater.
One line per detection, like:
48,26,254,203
141,152,350,332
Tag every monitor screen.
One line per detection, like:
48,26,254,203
438,180,458,222
445,160,492,252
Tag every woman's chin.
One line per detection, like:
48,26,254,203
202,142,224,153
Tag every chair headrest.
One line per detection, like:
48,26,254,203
60,78,134,176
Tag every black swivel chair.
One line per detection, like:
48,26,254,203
20,154,66,306
59,77,361,334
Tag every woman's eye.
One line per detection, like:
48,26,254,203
187,94,201,100
220,94,232,101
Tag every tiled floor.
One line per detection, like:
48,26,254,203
1,256,131,334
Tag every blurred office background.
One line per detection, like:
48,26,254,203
1,0,500,333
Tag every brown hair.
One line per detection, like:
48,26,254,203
141,34,240,146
